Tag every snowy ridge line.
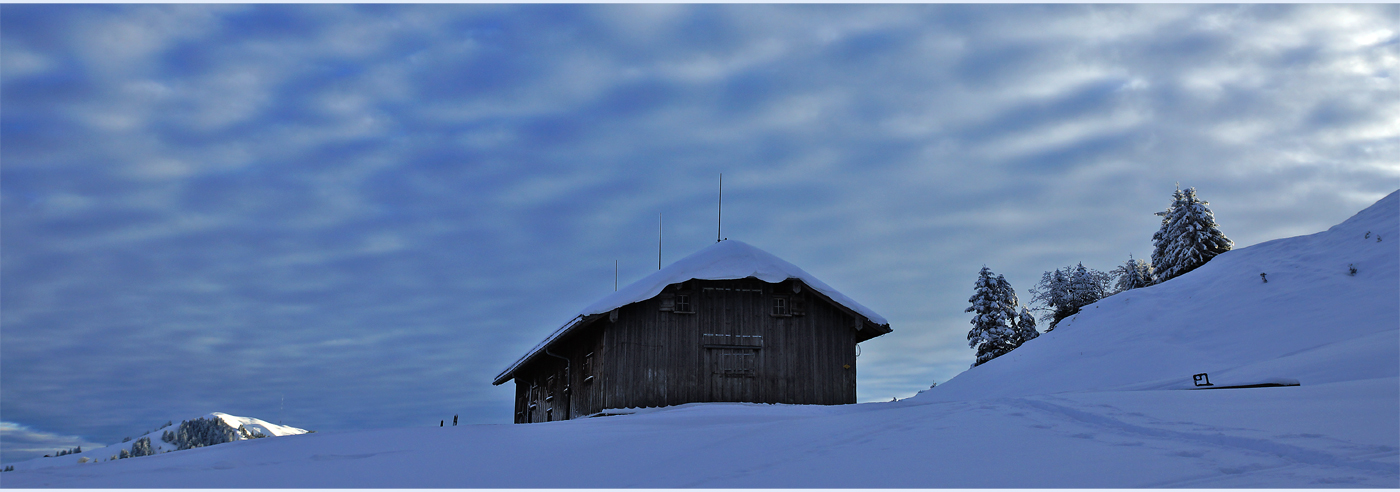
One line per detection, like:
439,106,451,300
494,240,890,384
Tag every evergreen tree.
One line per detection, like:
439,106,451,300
966,266,1015,367
966,267,1038,367
1112,255,1154,293
1014,306,1039,345
1151,186,1233,282
168,417,241,451
1031,267,1071,330
994,274,1019,329
1068,263,1110,307
130,437,155,457
1032,263,1111,330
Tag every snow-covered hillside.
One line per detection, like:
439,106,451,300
4,192,1396,488
4,413,307,473
918,188,1399,402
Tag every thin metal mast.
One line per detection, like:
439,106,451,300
658,213,663,270
717,173,723,242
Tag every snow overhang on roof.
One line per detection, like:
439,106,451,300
493,240,891,385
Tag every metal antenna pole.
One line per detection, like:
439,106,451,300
658,213,663,270
614,260,618,291
717,173,723,242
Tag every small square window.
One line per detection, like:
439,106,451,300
674,294,693,313
772,297,790,316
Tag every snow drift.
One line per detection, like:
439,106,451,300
3,191,1395,488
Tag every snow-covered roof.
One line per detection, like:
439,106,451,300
494,240,890,385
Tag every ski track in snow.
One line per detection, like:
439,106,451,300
1011,395,1399,487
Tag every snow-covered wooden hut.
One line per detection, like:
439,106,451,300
492,240,892,423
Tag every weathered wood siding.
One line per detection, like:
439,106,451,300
512,320,606,424
599,278,857,410
513,277,865,423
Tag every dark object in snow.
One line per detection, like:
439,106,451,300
1193,373,1213,387
1349,264,1358,276
1260,272,1268,283
1191,377,1300,390
453,415,458,426
1365,231,1371,239
440,420,443,427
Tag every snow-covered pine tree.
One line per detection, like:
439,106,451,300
1015,305,1038,344
1032,263,1111,330
996,274,1040,346
1030,267,1070,330
1151,186,1233,283
966,266,1016,367
1068,263,1110,308
994,274,1019,328
1111,255,1154,293
129,437,155,457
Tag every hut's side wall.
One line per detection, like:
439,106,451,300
512,321,606,423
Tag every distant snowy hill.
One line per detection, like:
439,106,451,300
4,192,1395,488
4,413,308,472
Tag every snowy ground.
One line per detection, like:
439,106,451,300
3,191,1396,488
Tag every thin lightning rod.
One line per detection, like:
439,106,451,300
658,213,663,270
614,260,618,291
717,173,723,242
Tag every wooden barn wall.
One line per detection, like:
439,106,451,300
600,278,857,411
514,276,863,423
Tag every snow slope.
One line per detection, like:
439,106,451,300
916,189,1398,402
3,413,307,472
4,192,1396,488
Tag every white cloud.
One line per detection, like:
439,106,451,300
0,46,54,80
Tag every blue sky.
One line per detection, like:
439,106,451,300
2,4,1396,464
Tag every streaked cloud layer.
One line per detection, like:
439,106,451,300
3,4,1396,463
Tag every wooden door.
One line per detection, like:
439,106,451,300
700,280,765,402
